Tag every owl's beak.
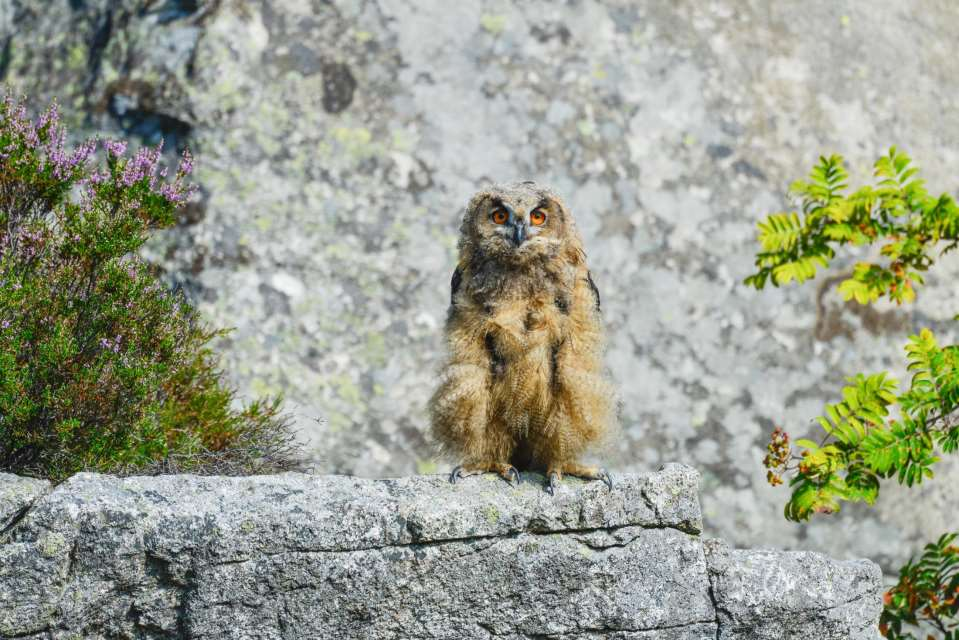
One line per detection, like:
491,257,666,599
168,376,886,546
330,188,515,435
511,222,528,246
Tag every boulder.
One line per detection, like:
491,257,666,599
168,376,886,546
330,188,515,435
0,465,881,639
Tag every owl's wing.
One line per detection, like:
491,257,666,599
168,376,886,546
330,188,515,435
586,271,601,312
450,266,462,305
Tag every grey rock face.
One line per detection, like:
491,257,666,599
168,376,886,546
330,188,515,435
0,474,50,533
705,540,883,640
4,0,958,573
0,466,881,639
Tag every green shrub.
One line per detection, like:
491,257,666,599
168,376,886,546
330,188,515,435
747,148,959,638
0,94,300,481
880,533,959,639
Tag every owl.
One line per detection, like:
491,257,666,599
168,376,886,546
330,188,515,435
429,181,615,494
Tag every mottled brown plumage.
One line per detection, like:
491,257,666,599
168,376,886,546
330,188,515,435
429,181,615,494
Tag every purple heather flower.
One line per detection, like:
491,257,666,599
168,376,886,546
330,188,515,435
1,320,10,330
0,96,97,180
104,140,127,157
121,164,142,187
98,335,122,353
88,170,109,185
34,102,59,132
47,135,95,180
121,142,163,187
178,149,194,176
23,125,39,149
6,100,29,139
158,183,185,203
71,138,96,167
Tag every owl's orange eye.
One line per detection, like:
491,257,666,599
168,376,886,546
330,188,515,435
530,208,547,226
491,208,509,225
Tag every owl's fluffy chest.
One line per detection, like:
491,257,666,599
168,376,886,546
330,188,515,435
483,295,567,432
484,295,566,347
462,265,577,380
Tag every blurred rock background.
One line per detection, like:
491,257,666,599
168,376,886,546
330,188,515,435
3,0,958,572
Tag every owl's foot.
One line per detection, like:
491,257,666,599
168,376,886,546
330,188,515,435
449,462,520,486
544,464,613,495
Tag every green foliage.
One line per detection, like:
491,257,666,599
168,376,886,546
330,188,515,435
771,357,954,522
745,148,959,304
0,95,300,481
880,534,959,639
749,147,959,638
762,328,958,523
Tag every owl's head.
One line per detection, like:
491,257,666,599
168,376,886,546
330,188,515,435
460,181,582,266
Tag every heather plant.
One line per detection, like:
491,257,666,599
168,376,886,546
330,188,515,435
0,95,299,481
747,148,959,638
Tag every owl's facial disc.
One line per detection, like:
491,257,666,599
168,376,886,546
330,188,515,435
489,198,549,249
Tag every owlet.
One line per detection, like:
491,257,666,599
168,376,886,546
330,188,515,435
429,181,615,494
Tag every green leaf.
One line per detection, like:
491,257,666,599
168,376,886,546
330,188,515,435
826,404,842,426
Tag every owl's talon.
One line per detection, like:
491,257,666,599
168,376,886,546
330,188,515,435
505,466,520,486
545,471,560,495
599,468,613,491
449,465,464,484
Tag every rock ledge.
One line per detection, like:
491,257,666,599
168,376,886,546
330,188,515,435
0,464,881,639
